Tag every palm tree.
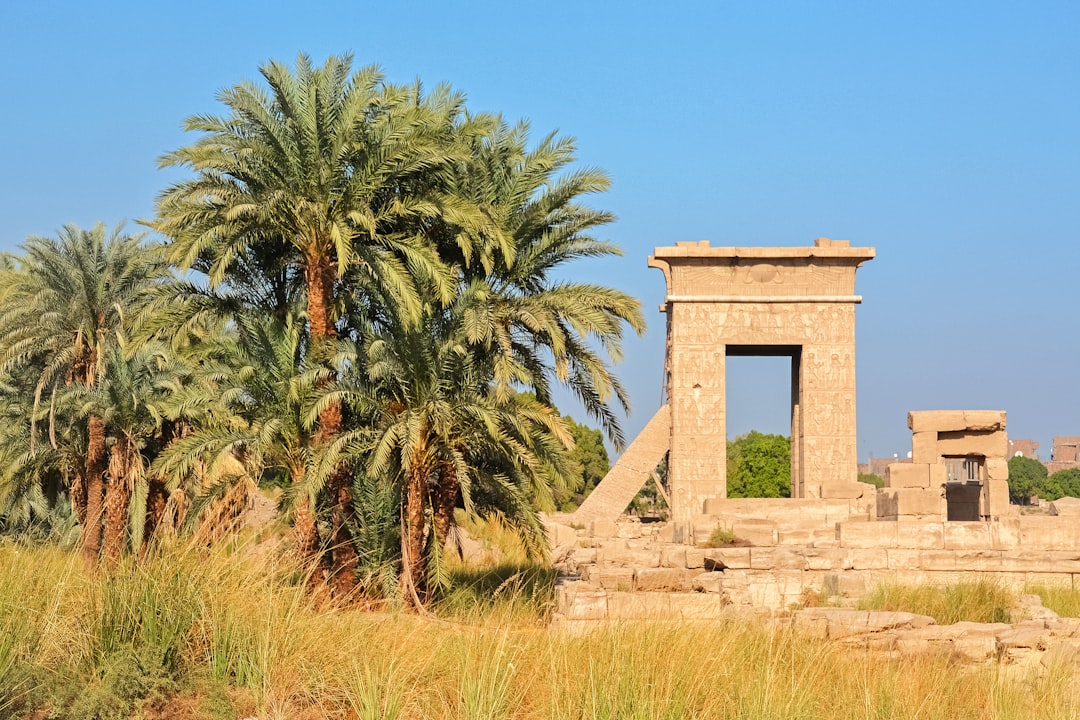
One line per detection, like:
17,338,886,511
316,303,577,606
151,53,497,592
450,117,646,445
0,224,169,565
152,310,330,568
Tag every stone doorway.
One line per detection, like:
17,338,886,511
648,238,874,529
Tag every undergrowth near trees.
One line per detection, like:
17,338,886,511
3,542,1080,718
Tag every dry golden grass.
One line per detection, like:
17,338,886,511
3,539,1080,719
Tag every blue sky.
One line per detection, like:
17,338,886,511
2,1,1077,462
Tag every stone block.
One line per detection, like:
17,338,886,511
929,463,948,487
670,593,728,619
894,521,944,549
838,570,868,596
1049,497,1080,516
989,518,1021,550
594,568,635,591
943,522,992,550
982,479,1011,518
590,519,618,538
749,548,807,571
909,411,965,433
1017,517,1080,548
886,463,931,489
729,519,778,546
985,457,1009,481
803,547,850,571
660,546,687,568
908,410,1005,433
777,528,816,545
607,548,661,568
557,586,608,620
911,432,939,464
705,547,751,570
821,481,868,499
886,548,923,570
685,547,706,569
849,548,889,569
838,521,897,548
935,430,1008,459
951,550,1003,571
606,592,670,618
877,488,946,520
544,521,579,548
635,567,692,591
691,571,725,593
917,551,958,571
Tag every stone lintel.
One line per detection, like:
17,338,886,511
907,410,1007,433
649,242,876,262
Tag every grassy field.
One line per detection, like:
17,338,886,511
4,541,1080,719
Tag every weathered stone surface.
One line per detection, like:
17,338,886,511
821,481,869,499
935,430,1008,458
685,547,706,569
890,522,942,549
908,410,1006,433
985,457,1009,481
877,487,946,520
885,463,930,489
635,567,692,591
983,479,1013,518
911,432,939,464
838,521,897,548
704,547,751,570
660,545,687,568
943,522,991,550
908,410,966,433
793,608,936,640
593,568,635,591
651,241,873,525
691,571,725,593
573,405,670,525
1049,497,1080,516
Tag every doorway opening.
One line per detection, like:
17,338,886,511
725,346,801,498
944,456,984,521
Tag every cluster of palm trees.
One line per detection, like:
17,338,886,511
0,53,643,607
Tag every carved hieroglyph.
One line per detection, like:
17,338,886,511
649,238,874,530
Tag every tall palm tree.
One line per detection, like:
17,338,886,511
0,224,169,565
152,53,497,592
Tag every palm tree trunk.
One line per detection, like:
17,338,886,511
305,256,359,597
102,438,132,564
400,463,428,608
290,464,320,575
433,463,459,552
140,474,168,559
71,467,88,527
81,413,107,566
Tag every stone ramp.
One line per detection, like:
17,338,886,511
572,405,669,526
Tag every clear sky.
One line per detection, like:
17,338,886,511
2,1,1077,462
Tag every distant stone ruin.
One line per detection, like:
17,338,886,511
551,237,1080,627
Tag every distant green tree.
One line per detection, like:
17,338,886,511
1044,468,1080,501
548,415,609,512
1007,455,1048,504
858,472,884,488
727,431,790,498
